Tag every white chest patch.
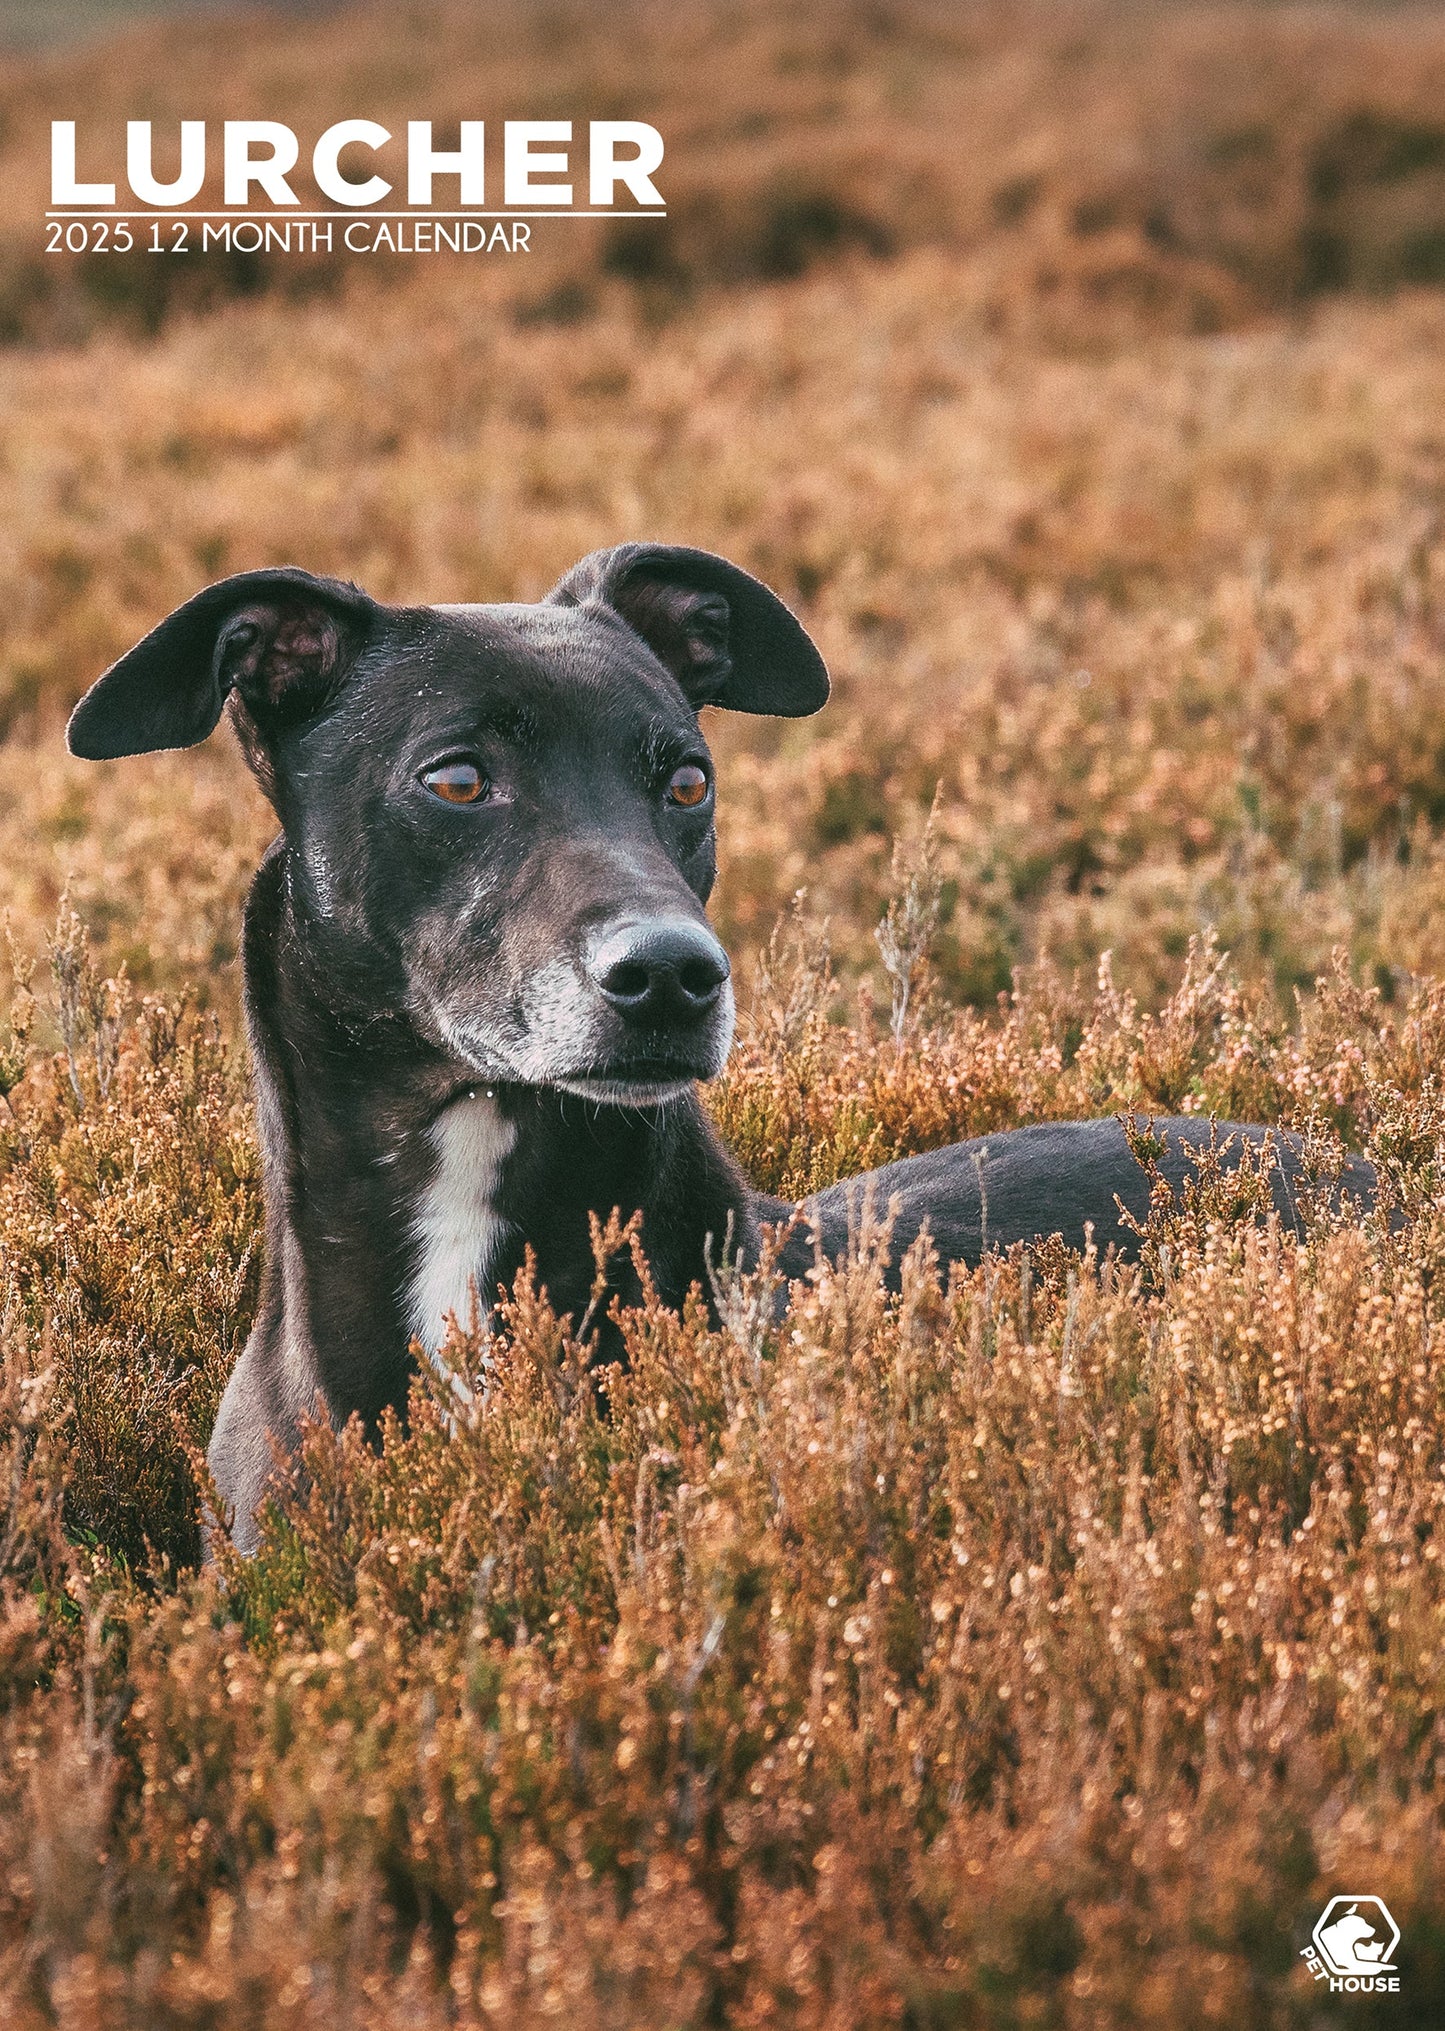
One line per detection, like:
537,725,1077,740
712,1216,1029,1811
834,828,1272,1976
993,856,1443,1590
406,1091,517,1361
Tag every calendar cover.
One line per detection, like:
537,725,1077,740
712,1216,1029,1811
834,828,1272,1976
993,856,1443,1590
0,2,1439,2022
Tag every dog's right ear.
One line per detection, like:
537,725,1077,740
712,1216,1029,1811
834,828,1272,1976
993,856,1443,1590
67,567,377,761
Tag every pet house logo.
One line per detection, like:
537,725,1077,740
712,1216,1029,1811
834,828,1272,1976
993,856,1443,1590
1300,1895,1401,1993
47,118,666,259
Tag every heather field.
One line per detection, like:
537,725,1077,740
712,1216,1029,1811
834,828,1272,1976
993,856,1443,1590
5,2,1445,2023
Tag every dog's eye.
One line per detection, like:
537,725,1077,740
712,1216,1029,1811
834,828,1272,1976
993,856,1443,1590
422,760,487,805
666,763,710,809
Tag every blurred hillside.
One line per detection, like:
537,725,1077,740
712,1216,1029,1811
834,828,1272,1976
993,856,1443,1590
12,2,1445,341
8,1,1445,1010
2,0,240,53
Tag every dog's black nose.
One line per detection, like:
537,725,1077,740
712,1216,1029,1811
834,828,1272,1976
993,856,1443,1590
589,918,731,1024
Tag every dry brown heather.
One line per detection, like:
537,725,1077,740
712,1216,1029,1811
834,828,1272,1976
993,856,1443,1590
5,0,1445,2023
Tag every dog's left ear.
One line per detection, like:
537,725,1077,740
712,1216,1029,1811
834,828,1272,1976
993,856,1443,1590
548,543,829,716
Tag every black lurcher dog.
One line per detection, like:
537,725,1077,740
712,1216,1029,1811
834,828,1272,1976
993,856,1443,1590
67,544,1376,1551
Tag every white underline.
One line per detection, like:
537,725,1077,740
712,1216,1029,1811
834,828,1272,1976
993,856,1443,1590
46,209,666,220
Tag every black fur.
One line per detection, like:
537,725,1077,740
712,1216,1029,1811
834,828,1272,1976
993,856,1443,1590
68,545,1375,1552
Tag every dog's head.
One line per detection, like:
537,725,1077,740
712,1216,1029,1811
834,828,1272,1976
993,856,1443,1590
67,545,828,1102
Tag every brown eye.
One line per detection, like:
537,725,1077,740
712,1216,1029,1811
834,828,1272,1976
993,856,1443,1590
667,763,710,809
422,760,487,805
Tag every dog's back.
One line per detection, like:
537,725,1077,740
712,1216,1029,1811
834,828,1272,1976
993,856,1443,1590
773,1116,1377,1277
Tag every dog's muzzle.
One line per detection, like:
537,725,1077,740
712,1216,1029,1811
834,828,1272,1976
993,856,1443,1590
446,915,736,1101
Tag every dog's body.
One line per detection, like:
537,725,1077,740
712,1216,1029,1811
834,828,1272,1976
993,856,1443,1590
69,544,1374,1551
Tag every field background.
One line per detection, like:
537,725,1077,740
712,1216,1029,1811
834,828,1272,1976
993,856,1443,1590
3,3,1445,2024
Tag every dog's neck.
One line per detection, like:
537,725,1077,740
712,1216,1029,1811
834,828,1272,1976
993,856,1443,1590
240,842,757,1434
